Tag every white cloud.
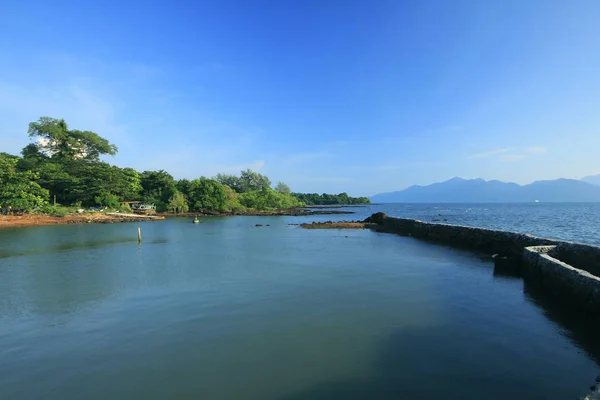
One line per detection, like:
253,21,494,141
468,148,513,159
525,146,547,154
469,145,548,162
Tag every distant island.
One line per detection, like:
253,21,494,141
0,117,368,217
371,177,600,203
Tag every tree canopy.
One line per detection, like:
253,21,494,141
215,169,271,193
185,177,228,211
292,192,370,205
275,181,291,195
3,117,367,214
0,153,49,212
28,117,117,162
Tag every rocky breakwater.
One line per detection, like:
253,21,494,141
365,212,557,259
523,245,600,315
364,212,600,315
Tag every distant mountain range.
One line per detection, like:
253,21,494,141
371,176,600,203
582,174,600,187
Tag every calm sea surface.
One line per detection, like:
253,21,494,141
311,202,600,246
1,205,599,399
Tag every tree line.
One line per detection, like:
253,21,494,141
292,192,370,205
0,117,369,214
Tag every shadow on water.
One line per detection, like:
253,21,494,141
524,281,600,366
279,326,546,400
0,237,163,259
279,280,600,400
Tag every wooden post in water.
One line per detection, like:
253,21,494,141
137,227,142,244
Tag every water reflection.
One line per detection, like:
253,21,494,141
524,282,600,366
0,218,599,399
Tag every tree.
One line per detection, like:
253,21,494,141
275,181,291,195
215,173,242,193
176,178,192,197
140,170,177,211
291,192,370,205
238,188,301,210
168,190,188,214
223,185,245,211
215,170,271,193
28,117,117,161
239,169,271,192
0,154,48,213
187,177,228,211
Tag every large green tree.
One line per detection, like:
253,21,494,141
63,162,142,206
140,170,177,210
238,188,301,210
186,177,228,211
215,173,242,193
239,169,271,192
168,190,188,214
215,169,271,193
0,154,49,213
28,117,117,162
275,181,291,195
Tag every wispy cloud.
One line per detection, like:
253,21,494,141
469,146,548,162
468,148,513,159
525,146,547,154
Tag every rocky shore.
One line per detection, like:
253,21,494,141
0,213,164,228
300,221,368,229
0,207,353,229
159,208,354,217
299,212,387,229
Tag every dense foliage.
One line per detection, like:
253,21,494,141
2,117,366,214
292,192,370,205
0,153,49,213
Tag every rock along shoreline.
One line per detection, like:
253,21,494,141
0,213,164,229
0,208,354,229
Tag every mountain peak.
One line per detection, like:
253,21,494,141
582,174,600,187
371,177,600,203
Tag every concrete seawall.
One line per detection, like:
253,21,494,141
367,214,600,315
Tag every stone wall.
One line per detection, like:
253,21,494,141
549,242,600,277
374,217,557,259
523,246,600,314
368,214,600,314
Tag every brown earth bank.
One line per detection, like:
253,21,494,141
0,213,164,229
158,208,354,217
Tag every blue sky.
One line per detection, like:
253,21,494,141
1,0,599,196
